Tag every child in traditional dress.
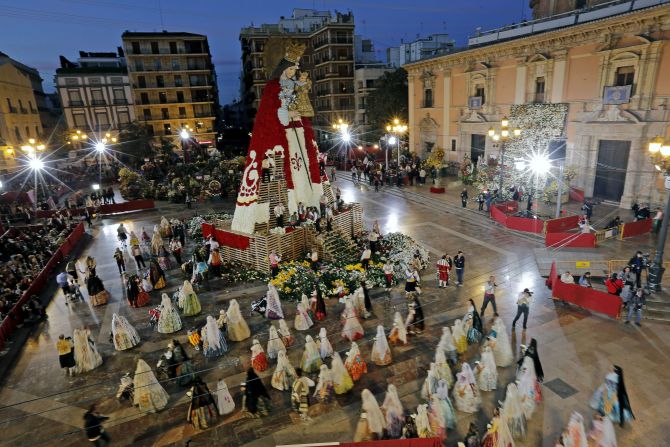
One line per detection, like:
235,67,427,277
226,299,251,341
452,318,468,354
490,317,514,367
341,299,364,341
317,327,333,359
370,325,392,366
415,404,433,438
250,339,268,372
133,358,169,413
301,293,315,321
301,335,323,373
215,378,235,416
157,293,182,334
389,311,408,345
265,284,284,320
271,350,297,391
201,315,228,358
517,355,542,419
278,319,295,347
178,280,201,317
475,345,498,392
331,351,354,394
344,341,367,381
111,313,140,351
267,325,286,359
381,384,405,439
313,364,335,403
502,382,527,440
453,363,481,413
294,299,313,331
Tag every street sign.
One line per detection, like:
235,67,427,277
575,261,590,268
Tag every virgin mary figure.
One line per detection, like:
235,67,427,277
232,40,324,234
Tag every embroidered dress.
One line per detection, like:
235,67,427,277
157,294,182,334
381,384,405,439
517,356,542,419
438,326,458,364
344,341,368,381
453,364,481,414
313,364,335,403
294,301,313,331
265,284,284,320
87,274,109,306
149,260,166,290
434,379,457,430
317,327,333,359
565,411,588,447
226,299,251,341
415,404,434,438
360,389,385,439
370,325,392,366
476,346,498,392
179,280,201,317
250,339,268,372
111,313,140,351
271,350,297,391
301,294,315,321
278,319,295,346
452,319,468,354
590,372,633,425
151,228,163,256
73,328,102,374
331,351,354,394
215,378,235,415
171,341,195,387
587,414,617,447
301,335,323,373
490,317,514,367
388,311,408,345
133,359,169,413
421,362,440,400
266,326,286,359
187,380,218,429
502,382,527,439
341,299,364,341
201,315,228,358
434,350,454,389
428,394,448,440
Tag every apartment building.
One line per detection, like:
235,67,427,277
55,50,134,138
240,9,355,140
122,31,219,144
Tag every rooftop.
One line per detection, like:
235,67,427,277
122,31,207,39
55,66,128,75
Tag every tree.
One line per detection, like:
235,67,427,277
366,68,408,141
118,122,153,166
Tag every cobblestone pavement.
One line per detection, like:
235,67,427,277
1,181,669,447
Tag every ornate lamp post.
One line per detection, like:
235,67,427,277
385,118,408,170
647,136,670,291
487,117,521,201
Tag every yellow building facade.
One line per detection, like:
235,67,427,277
405,2,670,207
0,61,44,174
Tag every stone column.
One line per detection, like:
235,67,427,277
442,69,452,151
514,64,527,105
408,73,416,153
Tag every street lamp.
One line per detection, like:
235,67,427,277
180,128,191,163
94,141,106,186
487,116,521,201
333,119,351,169
21,140,46,213
385,118,408,170
647,135,670,291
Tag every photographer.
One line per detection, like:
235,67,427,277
512,288,533,330
628,251,646,289
624,288,646,327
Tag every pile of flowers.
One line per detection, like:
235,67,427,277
378,232,431,274
219,261,268,284
187,213,233,238
269,261,321,301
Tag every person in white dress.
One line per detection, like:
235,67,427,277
451,318,467,354
157,293,182,334
517,356,542,419
73,327,103,374
388,311,408,346
201,315,228,358
475,345,498,392
370,325,392,366
266,325,286,359
564,411,588,447
437,326,458,364
588,412,617,447
294,300,313,331
452,363,481,413
215,378,235,416
111,313,140,351
133,358,169,413
341,298,364,341
421,362,440,400
271,350,297,391
490,316,514,367
360,389,385,439
317,327,333,359
265,284,284,320
226,299,251,341
381,384,405,439
301,335,323,373
502,382,527,439
434,349,453,389
178,280,201,317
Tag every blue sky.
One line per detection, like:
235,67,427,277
0,0,530,104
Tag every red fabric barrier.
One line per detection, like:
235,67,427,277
201,223,251,250
620,218,651,239
340,438,443,447
547,261,621,318
490,205,508,226
545,232,596,248
35,200,155,218
545,215,580,233
569,187,585,202
506,215,544,233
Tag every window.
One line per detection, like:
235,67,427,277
534,77,545,103
151,42,159,54
169,41,178,54
163,123,172,135
73,113,86,127
89,78,101,85
65,78,78,85
161,108,169,119
156,75,165,88
140,93,149,105
451,139,456,152
118,111,130,125
424,88,433,108
18,99,24,111
146,125,154,136
14,127,21,141
35,126,40,137
131,41,140,54
475,84,485,104
174,75,183,87
135,60,144,71
25,126,30,137
178,107,187,118
113,88,125,100
365,79,374,88
153,59,161,71
28,100,35,113
138,76,147,88
95,112,109,126
68,89,82,105
6,98,13,112
110,77,123,84
91,89,105,105
172,59,180,70
615,66,635,87
159,92,167,104
176,91,185,103
143,108,151,120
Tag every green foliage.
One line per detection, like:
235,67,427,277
366,68,408,140
118,167,150,199
118,122,153,165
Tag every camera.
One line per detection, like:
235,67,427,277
642,253,650,267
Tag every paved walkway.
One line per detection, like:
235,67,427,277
0,182,669,447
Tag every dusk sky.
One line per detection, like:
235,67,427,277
0,0,530,104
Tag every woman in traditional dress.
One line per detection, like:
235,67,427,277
341,298,364,341
518,338,544,382
476,345,498,392
453,363,481,413
271,350,297,391
301,335,322,373
242,368,271,418
178,280,201,317
278,319,295,346
517,355,542,420
157,293,182,334
313,286,327,321
317,327,333,359
73,327,102,374
127,274,150,308
201,315,228,358
313,364,335,403
56,335,76,375
226,299,251,341
149,259,167,290
168,340,195,387
502,382,526,439
587,412,617,447
590,366,634,426
265,284,284,320
86,273,109,306
421,362,440,400
388,311,408,346
187,378,218,429
427,393,448,440
294,299,313,331
301,293,315,321
111,313,140,351
331,351,354,394
434,379,457,430
344,341,367,382
291,368,314,420
250,339,268,372
434,349,453,389
215,378,235,416
563,411,588,447
157,245,171,271
142,273,154,293
216,309,227,332
129,230,140,247
490,316,514,367
133,359,169,413
267,325,286,359
371,325,392,366
140,226,152,255
465,299,483,344
415,404,433,438
437,326,458,364
452,318,467,354
381,384,405,439
482,407,515,447
151,226,163,256
354,389,385,441
405,295,425,335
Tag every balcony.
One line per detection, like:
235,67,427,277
30,108,38,114
7,106,17,113
91,99,107,106
194,111,214,118
19,107,28,114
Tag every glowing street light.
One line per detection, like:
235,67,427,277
487,116,522,200
527,152,551,175
92,184,100,191
384,118,407,169
180,129,190,139
95,142,106,153
333,119,352,169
